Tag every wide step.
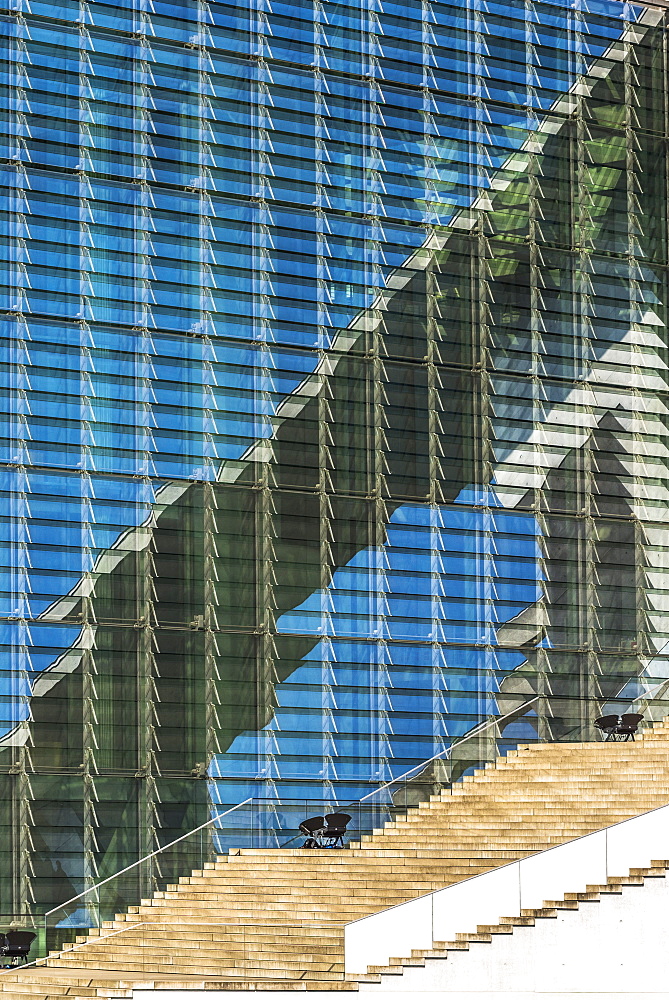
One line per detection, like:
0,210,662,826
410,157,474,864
6,719,669,993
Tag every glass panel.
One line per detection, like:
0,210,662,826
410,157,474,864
1,0,669,923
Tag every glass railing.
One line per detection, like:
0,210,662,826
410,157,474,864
43,798,256,955
41,691,646,961
278,694,545,848
42,796,359,955
348,696,541,840
44,694,544,954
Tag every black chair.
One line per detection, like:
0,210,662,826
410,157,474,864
299,815,326,848
321,812,351,848
595,713,643,742
594,714,621,740
618,713,644,741
0,930,36,966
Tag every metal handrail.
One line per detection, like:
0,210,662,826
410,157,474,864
44,698,543,923
38,688,664,956
356,695,540,805
44,796,254,921
41,688,654,923
276,696,542,848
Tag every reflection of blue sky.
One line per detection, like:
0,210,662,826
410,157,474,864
211,492,542,799
0,0,644,745
0,622,82,737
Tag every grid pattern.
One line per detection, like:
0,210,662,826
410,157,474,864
1,0,669,916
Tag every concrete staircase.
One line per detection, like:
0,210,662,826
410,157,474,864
355,859,669,992
3,720,669,998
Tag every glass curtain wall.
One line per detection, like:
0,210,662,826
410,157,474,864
1,0,669,917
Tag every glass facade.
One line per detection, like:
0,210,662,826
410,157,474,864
2,0,669,917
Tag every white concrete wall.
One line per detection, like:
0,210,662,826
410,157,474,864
345,802,669,976
356,868,669,996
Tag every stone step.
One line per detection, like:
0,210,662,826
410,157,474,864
5,718,669,995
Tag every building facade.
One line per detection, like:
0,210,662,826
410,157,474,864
2,0,669,917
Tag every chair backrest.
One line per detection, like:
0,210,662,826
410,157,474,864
299,816,325,835
620,713,643,730
594,714,620,731
324,812,351,832
5,931,35,953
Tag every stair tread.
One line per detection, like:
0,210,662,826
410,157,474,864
8,717,669,997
